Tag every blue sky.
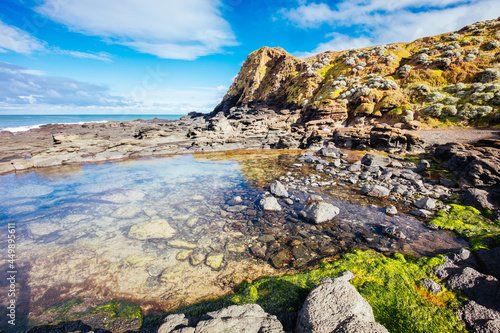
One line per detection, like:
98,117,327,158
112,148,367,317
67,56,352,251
0,0,499,115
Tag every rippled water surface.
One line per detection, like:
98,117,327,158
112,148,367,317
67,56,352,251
0,150,467,327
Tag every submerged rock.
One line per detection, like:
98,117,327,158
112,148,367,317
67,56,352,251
296,271,389,333
270,249,293,268
128,219,176,240
205,252,224,270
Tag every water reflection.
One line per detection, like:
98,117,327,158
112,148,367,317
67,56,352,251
0,151,467,327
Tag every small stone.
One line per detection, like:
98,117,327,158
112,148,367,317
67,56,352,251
385,205,398,216
168,240,197,249
250,244,266,259
146,265,164,277
226,242,246,253
258,235,275,243
176,250,193,261
270,249,293,268
422,278,442,295
190,252,206,266
284,198,294,205
205,252,224,270
411,209,433,218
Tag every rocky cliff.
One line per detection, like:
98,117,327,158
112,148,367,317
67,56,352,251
214,17,500,130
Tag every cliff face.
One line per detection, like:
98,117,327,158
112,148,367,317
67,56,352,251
214,17,500,129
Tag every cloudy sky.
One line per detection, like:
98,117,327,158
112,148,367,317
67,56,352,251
1,0,499,114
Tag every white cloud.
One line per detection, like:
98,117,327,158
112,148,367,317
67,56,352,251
281,0,500,54
36,0,238,60
0,61,124,106
59,50,113,62
0,20,46,54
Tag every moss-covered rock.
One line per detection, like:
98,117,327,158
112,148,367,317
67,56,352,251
429,204,500,250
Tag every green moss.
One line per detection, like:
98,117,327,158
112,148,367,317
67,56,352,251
176,250,464,333
45,298,84,318
430,204,500,250
42,299,143,328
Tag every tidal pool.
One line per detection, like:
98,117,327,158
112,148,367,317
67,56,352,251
0,150,467,329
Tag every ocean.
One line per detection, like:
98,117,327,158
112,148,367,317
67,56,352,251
0,114,184,132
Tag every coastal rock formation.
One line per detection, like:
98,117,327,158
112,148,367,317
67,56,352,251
296,270,389,333
434,140,500,210
434,248,500,332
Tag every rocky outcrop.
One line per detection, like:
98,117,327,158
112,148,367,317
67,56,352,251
296,271,389,333
214,17,500,129
434,248,500,332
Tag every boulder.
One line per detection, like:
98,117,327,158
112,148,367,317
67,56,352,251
196,304,284,333
361,154,391,167
260,196,282,212
270,180,289,198
296,271,389,333
461,188,495,211
361,185,390,198
414,197,436,210
300,201,340,224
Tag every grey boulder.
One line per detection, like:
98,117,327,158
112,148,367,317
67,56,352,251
361,185,390,198
361,154,391,167
270,180,289,198
300,201,340,224
260,196,282,212
296,270,389,333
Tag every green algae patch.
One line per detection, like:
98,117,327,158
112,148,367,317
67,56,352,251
176,250,464,333
430,204,500,250
40,299,143,332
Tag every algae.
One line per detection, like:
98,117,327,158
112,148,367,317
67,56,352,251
176,250,465,333
429,204,500,250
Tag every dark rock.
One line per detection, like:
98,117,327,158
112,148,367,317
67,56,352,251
476,247,500,280
414,159,430,173
461,188,495,211
458,301,500,333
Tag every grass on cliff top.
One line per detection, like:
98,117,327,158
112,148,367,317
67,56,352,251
175,250,465,333
430,204,500,250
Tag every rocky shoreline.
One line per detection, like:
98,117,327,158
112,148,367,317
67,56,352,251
5,115,499,332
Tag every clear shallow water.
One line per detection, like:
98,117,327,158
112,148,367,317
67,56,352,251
0,151,467,328
0,114,183,132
